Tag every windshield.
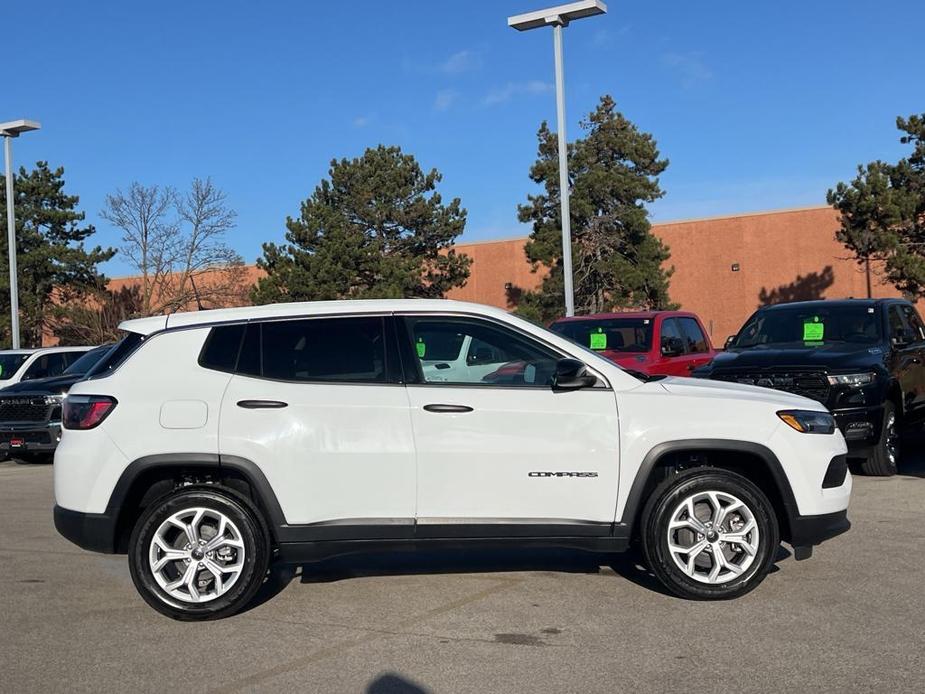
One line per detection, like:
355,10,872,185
733,305,882,347
63,345,113,375
0,353,30,381
550,318,654,353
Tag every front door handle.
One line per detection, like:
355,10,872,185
237,400,288,409
423,403,474,413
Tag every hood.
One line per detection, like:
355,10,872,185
657,375,824,410
708,341,885,372
0,373,85,396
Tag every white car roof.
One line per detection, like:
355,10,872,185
119,300,516,336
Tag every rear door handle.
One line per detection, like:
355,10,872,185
237,400,288,409
423,403,474,413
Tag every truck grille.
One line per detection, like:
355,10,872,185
711,371,830,403
0,397,51,422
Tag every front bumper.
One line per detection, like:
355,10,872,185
0,421,62,457
832,405,883,456
54,505,118,553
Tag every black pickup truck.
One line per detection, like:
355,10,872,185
0,345,112,463
694,298,925,476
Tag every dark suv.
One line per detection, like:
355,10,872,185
694,298,925,476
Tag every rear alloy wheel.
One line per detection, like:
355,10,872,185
128,487,270,620
861,401,899,477
642,468,778,599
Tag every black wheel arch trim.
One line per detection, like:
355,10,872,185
619,439,800,540
103,452,288,547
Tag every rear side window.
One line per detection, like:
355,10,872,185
678,317,708,353
238,317,387,384
198,324,246,373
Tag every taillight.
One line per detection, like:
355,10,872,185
62,395,118,430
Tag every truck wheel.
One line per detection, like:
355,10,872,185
641,468,779,600
128,486,270,621
861,401,899,476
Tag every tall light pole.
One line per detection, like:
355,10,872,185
1,119,41,349
508,1,607,317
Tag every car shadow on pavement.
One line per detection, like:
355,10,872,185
241,544,794,612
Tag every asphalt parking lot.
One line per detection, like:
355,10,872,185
1,454,923,693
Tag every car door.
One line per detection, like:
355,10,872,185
218,315,416,533
677,317,713,374
399,314,620,536
654,317,689,376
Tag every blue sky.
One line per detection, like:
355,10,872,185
6,1,924,276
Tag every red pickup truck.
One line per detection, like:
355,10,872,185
549,311,717,377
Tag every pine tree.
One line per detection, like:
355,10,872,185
828,114,925,297
515,96,675,322
0,162,115,347
253,145,470,303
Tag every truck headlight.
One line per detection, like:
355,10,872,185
826,372,875,387
777,410,836,434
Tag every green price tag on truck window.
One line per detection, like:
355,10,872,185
803,318,824,342
590,328,607,350
416,338,426,358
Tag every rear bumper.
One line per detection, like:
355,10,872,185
54,505,118,553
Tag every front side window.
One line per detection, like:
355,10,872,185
238,317,386,384
404,316,560,386
678,317,708,353
899,305,925,342
24,352,68,380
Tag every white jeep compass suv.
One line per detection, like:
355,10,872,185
53,300,851,620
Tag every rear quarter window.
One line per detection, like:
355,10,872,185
198,324,246,373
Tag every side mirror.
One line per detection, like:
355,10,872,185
724,335,737,350
552,358,597,390
893,328,916,347
661,336,684,357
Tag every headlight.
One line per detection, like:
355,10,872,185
827,372,876,387
44,394,65,406
777,409,836,434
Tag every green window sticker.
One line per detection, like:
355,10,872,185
589,328,607,350
416,338,426,358
803,317,824,342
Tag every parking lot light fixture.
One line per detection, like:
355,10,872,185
507,1,607,317
1,119,41,349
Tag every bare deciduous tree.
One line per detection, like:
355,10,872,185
102,178,248,315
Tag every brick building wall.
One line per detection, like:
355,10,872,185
90,206,900,347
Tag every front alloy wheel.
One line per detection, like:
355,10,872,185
641,468,779,600
666,490,760,584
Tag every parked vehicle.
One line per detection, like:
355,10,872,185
694,298,925,476
54,300,850,620
549,311,717,377
0,345,112,463
0,346,94,388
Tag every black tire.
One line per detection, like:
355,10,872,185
128,486,271,621
861,401,899,477
641,468,779,600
